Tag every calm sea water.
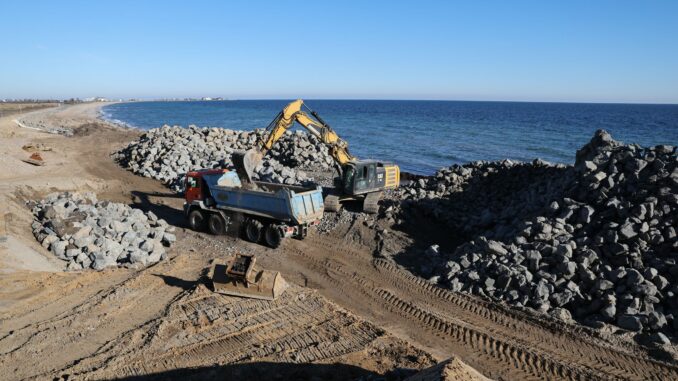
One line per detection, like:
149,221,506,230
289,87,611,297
102,100,678,175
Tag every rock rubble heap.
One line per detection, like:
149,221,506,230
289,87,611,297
31,192,175,271
396,159,575,242
114,125,335,192
15,116,73,136
399,130,677,337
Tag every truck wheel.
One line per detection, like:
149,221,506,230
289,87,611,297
244,219,263,243
188,209,207,231
264,224,283,248
324,195,342,212
208,213,226,235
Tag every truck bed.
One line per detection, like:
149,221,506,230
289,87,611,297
206,177,324,225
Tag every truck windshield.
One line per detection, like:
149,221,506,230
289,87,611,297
187,177,198,189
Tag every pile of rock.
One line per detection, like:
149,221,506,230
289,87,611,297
113,125,335,192
30,192,175,271
15,117,73,136
402,131,677,337
395,159,576,242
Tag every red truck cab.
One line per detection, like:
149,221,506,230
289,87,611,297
184,168,230,203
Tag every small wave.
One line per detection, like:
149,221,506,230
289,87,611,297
102,116,139,130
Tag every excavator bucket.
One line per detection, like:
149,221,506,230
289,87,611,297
210,253,287,301
231,149,263,185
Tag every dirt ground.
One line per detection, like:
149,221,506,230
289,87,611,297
1,104,677,381
0,103,58,118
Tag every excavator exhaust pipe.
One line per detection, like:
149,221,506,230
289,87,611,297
210,253,287,301
231,150,263,185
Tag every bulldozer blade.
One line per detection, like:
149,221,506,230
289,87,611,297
210,262,287,301
231,149,262,185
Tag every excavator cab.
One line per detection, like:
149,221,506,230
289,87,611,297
340,160,398,196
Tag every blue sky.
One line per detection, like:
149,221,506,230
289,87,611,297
1,1,677,103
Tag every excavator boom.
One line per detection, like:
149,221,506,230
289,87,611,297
233,99,356,183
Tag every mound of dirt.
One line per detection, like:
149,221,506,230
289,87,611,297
405,357,490,381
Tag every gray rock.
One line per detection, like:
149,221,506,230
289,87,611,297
555,244,572,258
625,269,644,287
617,315,643,331
633,282,658,297
74,235,92,248
619,223,637,240
51,240,68,259
601,305,616,320
162,232,176,246
533,280,550,301
594,279,614,292
648,332,671,345
111,220,129,233
445,262,461,278
425,244,440,256
72,226,92,240
486,240,507,256
525,250,541,271
550,291,573,307
578,206,595,224
91,252,117,270
648,311,667,330
653,275,669,290
550,307,573,321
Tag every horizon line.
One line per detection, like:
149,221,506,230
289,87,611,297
104,97,678,106
3,96,677,106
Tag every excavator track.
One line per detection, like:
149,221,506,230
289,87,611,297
362,191,382,214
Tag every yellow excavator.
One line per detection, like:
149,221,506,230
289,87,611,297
233,99,400,213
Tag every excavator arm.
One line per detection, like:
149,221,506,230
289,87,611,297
233,99,356,183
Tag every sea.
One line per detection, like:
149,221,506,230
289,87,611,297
101,100,678,175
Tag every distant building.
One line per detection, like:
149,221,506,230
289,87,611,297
82,97,109,102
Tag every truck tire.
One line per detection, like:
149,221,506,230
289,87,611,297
324,194,342,212
188,209,207,231
244,219,263,243
264,224,283,248
208,213,226,235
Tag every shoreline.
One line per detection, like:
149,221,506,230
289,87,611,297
12,101,124,135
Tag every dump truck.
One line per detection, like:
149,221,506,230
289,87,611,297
183,168,324,248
